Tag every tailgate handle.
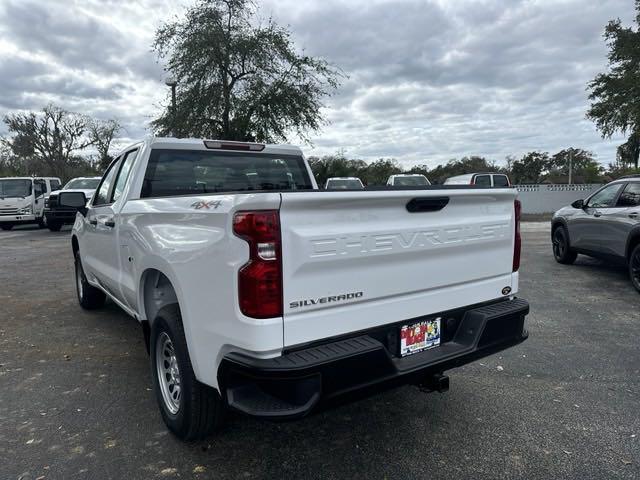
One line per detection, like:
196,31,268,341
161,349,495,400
406,197,449,213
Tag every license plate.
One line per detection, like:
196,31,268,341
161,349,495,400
400,318,441,357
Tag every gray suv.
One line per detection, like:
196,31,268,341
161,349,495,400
551,176,640,292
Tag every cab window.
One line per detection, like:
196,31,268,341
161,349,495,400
93,158,122,206
111,150,138,203
34,180,47,197
474,175,491,187
50,179,61,191
493,175,510,187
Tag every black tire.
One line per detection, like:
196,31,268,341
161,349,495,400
74,252,106,309
150,305,224,441
0,224,12,231
37,216,47,228
48,221,62,232
552,226,577,265
629,244,640,294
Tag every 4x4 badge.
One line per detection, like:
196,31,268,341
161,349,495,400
190,200,221,210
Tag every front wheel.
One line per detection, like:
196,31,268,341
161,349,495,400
150,305,224,440
37,216,47,228
552,226,577,265
629,244,640,293
75,252,106,309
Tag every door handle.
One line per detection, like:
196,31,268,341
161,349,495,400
104,218,115,228
629,212,639,219
89,219,98,226
593,211,602,218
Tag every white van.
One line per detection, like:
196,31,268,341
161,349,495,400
0,176,62,230
444,173,511,187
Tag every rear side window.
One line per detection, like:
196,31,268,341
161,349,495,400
141,149,313,198
493,175,510,187
474,175,491,187
617,183,640,207
50,179,61,191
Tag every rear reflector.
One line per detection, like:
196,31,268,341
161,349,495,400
233,210,282,318
204,140,265,151
513,199,521,272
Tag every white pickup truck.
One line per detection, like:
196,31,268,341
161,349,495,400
61,137,529,440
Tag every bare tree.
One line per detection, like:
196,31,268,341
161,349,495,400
89,119,122,171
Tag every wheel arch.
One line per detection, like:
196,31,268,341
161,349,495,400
551,218,570,245
139,268,180,325
625,228,640,262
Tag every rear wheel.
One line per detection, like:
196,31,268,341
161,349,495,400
150,305,224,440
0,224,12,231
629,244,640,293
552,226,577,265
75,252,106,309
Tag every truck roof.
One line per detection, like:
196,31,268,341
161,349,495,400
116,137,303,158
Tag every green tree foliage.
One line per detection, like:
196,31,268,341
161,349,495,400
509,152,550,184
363,159,403,185
152,0,342,142
547,148,603,183
1,104,120,180
307,154,367,186
428,156,500,184
587,1,640,167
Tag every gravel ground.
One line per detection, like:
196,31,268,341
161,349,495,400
0,223,638,480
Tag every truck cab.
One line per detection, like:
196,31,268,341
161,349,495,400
0,176,61,230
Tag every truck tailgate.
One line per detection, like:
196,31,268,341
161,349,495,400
279,189,518,347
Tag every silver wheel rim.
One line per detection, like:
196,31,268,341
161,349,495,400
156,332,181,414
76,261,84,299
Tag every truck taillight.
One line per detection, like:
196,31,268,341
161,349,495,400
233,210,282,318
513,199,521,272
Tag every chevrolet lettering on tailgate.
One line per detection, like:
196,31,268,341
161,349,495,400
309,222,510,258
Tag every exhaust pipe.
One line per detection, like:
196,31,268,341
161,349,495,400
418,373,449,393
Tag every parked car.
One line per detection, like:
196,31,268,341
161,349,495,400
386,174,431,187
44,177,101,231
444,173,511,187
324,177,364,189
62,137,528,440
0,176,61,230
551,176,640,292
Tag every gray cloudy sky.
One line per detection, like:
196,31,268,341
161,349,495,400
0,0,635,167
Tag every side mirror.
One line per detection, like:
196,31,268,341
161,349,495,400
59,191,88,216
571,199,585,209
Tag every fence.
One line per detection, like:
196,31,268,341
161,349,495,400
514,184,601,214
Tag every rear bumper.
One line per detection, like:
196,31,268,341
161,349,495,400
218,297,529,419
